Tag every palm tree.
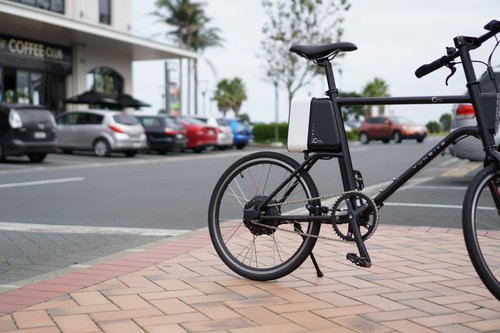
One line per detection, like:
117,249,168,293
229,78,247,117
213,77,247,117
361,77,390,117
153,0,223,115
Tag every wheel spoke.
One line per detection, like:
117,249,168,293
208,152,320,280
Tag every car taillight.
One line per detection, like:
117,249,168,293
108,125,124,133
456,104,475,120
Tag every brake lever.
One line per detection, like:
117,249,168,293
445,63,457,86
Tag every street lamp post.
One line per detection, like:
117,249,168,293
274,81,279,144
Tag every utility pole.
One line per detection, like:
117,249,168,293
164,62,170,114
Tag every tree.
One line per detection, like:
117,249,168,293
439,113,452,132
260,0,350,107
361,77,390,117
153,0,223,114
213,77,248,117
426,121,441,133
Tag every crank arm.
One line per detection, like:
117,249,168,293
347,217,372,268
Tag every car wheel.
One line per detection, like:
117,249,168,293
124,151,136,157
0,144,5,162
27,153,47,163
94,139,111,157
393,131,402,143
359,132,370,144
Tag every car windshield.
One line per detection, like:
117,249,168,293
16,109,55,125
165,117,184,130
181,117,206,126
217,118,229,126
391,116,413,124
113,114,139,126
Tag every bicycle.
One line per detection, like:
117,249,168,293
208,20,500,300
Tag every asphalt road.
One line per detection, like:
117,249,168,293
0,138,481,288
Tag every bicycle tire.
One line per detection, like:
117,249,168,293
462,164,500,300
208,151,321,281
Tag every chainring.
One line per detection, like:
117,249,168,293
331,191,379,242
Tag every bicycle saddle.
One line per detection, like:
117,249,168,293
290,42,357,61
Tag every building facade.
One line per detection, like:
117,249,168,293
0,0,196,115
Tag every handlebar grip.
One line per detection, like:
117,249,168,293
484,20,500,32
415,55,452,78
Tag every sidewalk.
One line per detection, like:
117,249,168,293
0,224,499,333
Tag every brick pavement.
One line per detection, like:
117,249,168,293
0,224,499,333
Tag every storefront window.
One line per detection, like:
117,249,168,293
7,0,64,14
99,0,111,25
30,72,44,105
16,71,30,104
87,67,123,96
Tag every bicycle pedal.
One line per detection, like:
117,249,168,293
346,253,372,268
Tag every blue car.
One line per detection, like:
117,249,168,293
227,118,252,149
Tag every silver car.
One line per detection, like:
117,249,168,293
56,110,146,157
449,70,500,161
193,116,234,149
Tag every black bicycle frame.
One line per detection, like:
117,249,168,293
257,29,499,263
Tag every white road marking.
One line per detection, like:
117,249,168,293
0,177,84,188
384,202,462,209
0,222,190,236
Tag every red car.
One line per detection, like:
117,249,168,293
178,116,218,152
357,116,428,144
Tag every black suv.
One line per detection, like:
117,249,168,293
0,103,57,162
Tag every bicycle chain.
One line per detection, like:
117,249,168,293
250,190,378,242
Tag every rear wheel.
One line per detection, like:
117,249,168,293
462,164,500,300
27,153,47,163
124,151,136,157
393,131,402,143
208,151,320,281
94,139,111,157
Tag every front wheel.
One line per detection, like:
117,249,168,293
462,164,500,300
208,151,320,281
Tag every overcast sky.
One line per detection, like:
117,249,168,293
132,0,499,125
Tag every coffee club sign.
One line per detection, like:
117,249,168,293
0,35,70,62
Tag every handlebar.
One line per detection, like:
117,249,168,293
415,19,499,78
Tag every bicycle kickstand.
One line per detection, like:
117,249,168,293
309,252,324,277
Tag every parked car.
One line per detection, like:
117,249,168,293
0,103,57,162
227,118,253,149
449,69,500,161
56,110,146,157
357,115,428,144
177,116,218,153
135,115,187,154
193,116,233,150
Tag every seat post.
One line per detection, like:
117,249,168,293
318,59,357,192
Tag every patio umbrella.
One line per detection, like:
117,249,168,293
64,90,119,108
117,94,151,108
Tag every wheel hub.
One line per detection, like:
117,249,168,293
243,195,281,235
